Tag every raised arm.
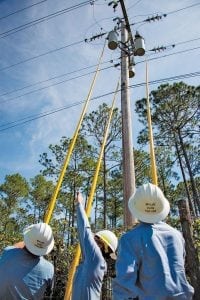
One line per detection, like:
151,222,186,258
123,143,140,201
76,192,99,259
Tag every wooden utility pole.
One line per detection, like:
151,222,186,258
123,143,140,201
121,21,135,227
178,199,200,299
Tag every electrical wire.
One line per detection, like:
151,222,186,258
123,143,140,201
0,70,199,133
0,1,197,41
129,2,200,26
167,3,200,15
0,1,48,21
0,16,198,73
1,45,199,105
173,37,200,47
0,31,198,74
0,1,93,39
141,46,200,63
0,59,113,98
0,65,114,105
147,37,200,52
0,40,84,72
127,0,143,11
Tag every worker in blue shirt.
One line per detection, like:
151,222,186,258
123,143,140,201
72,192,118,300
0,222,54,300
113,183,194,300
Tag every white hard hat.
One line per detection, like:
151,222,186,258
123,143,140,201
95,230,118,253
23,223,54,256
128,183,170,223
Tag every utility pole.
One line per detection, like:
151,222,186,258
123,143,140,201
107,0,145,228
120,21,135,227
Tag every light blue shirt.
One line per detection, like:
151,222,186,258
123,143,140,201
113,222,194,300
72,202,107,300
0,246,54,300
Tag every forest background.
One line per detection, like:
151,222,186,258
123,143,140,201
0,81,199,298
0,0,199,298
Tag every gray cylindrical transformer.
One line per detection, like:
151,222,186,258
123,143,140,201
107,31,118,50
134,36,145,56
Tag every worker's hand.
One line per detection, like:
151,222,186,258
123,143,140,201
14,241,25,248
76,191,83,204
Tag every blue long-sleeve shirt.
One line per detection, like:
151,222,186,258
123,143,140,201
0,246,54,300
113,222,194,300
72,202,107,300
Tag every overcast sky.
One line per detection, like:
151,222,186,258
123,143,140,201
0,0,199,183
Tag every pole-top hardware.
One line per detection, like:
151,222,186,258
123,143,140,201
108,0,119,12
128,55,135,78
129,56,135,66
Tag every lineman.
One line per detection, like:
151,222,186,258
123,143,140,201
72,192,118,300
0,223,54,299
113,183,194,300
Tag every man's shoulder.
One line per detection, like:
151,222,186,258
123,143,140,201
3,246,15,252
40,256,54,270
120,223,144,239
37,257,54,279
1,246,23,257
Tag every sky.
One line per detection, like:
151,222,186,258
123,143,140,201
0,0,199,184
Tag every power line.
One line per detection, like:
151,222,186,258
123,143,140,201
148,37,200,52
0,70,199,133
0,1,47,21
0,65,114,105
167,3,200,15
0,1,197,42
129,3,200,26
1,45,199,105
0,1,93,39
1,32,199,73
127,0,143,10
143,46,200,63
0,2,198,73
174,37,200,47
0,40,84,72
0,59,113,98
129,2,200,20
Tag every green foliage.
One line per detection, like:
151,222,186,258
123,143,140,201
193,218,200,257
135,82,200,216
1,95,199,297
0,173,29,208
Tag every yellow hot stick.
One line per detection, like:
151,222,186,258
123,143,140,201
86,81,119,217
44,42,106,224
64,80,120,300
145,61,158,186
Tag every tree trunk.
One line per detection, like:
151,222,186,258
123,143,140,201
178,199,200,299
178,130,200,214
174,139,195,216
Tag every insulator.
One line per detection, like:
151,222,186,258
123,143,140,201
129,56,135,66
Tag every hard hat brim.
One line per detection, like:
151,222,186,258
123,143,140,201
23,227,54,256
95,230,118,254
128,196,170,223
